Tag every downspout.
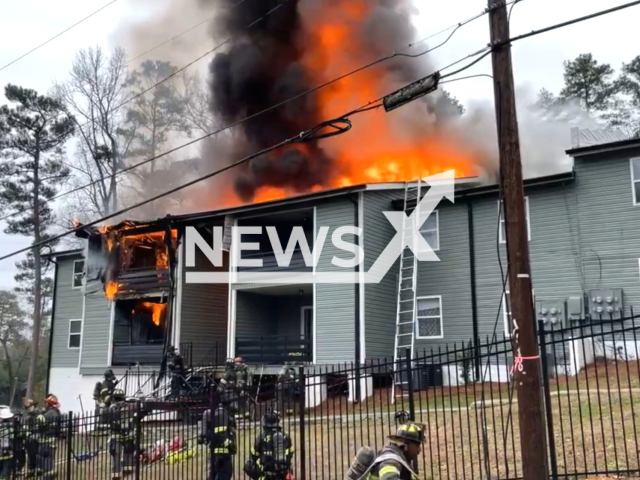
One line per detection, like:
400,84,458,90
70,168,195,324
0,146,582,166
45,257,58,395
466,198,481,380
349,195,361,402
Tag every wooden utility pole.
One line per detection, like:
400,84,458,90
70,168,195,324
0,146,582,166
487,2,549,479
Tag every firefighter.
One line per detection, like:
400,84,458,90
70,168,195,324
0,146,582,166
167,346,185,398
198,389,237,480
276,364,297,416
35,395,61,480
361,422,424,480
20,398,40,477
107,389,137,480
244,410,294,480
234,357,251,419
94,369,117,408
0,408,17,479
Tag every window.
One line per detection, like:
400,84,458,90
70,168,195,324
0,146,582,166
416,296,443,339
68,319,82,349
418,211,439,251
499,198,530,244
503,289,535,336
72,260,85,289
631,158,640,205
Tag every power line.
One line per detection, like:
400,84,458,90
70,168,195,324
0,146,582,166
440,73,493,84
0,98,380,263
2,0,634,259
78,0,288,131
0,0,118,73
502,0,640,47
7,0,628,233
0,4,490,224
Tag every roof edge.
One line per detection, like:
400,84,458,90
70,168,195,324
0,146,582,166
566,138,640,157
42,248,84,259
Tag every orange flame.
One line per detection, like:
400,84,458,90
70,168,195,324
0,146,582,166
213,0,479,207
139,302,167,326
106,282,118,300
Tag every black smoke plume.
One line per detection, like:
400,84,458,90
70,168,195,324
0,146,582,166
207,0,420,201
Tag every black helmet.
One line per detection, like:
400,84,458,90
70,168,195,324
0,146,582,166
104,369,115,379
167,346,176,354
261,410,280,429
388,422,425,445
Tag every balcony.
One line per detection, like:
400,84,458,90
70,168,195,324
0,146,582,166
111,340,165,366
116,267,170,298
235,335,313,365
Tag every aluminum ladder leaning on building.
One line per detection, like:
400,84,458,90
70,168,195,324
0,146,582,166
391,178,423,404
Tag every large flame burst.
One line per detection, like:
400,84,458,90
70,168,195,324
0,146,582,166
222,0,480,206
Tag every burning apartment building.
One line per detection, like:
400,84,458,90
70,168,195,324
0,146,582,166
44,130,640,413
41,0,640,412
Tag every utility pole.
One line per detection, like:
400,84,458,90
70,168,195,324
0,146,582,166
487,2,549,479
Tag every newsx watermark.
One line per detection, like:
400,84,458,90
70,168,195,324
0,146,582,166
185,170,455,284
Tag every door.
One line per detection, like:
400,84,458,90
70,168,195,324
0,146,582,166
301,306,313,360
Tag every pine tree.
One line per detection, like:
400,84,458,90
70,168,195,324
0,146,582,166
560,53,616,113
0,84,73,398
615,56,640,137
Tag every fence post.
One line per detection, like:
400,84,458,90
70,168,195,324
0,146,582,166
134,401,142,480
66,411,73,480
538,320,558,480
298,366,306,480
404,348,416,421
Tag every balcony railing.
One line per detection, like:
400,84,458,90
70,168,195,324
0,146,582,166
111,341,164,366
116,267,170,297
235,335,312,365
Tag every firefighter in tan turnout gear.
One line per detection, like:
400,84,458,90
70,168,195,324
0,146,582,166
35,395,62,480
346,421,425,480
107,389,137,479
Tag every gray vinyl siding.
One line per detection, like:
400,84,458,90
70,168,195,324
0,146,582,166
574,153,640,310
415,202,473,350
235,292,277,337
80,287,112,369
315,198,356,363
363,190,402,360
473,183,581,341
50,256,84,368
181,247,229,364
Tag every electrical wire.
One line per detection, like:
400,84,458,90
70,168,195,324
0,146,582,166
508,0,523,24
0,0,118,73
0,88,383,262
3,0,637,238
0,4,490,224
440,74,494,84
77,0,289,131
125,0,248,65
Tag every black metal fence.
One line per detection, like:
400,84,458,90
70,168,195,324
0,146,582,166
3,315,640,479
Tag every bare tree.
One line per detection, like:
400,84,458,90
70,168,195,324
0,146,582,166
54,46,133,216
175,71,215,135
0,290,29,407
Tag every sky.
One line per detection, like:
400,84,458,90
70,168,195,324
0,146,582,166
0,0,638,289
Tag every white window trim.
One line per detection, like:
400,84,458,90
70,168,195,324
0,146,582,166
418,210,440,252
68,319,83,349
630,158,640,206
503,289,535,337
498,197,530,244
71,260,85,289
416,295,444,340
